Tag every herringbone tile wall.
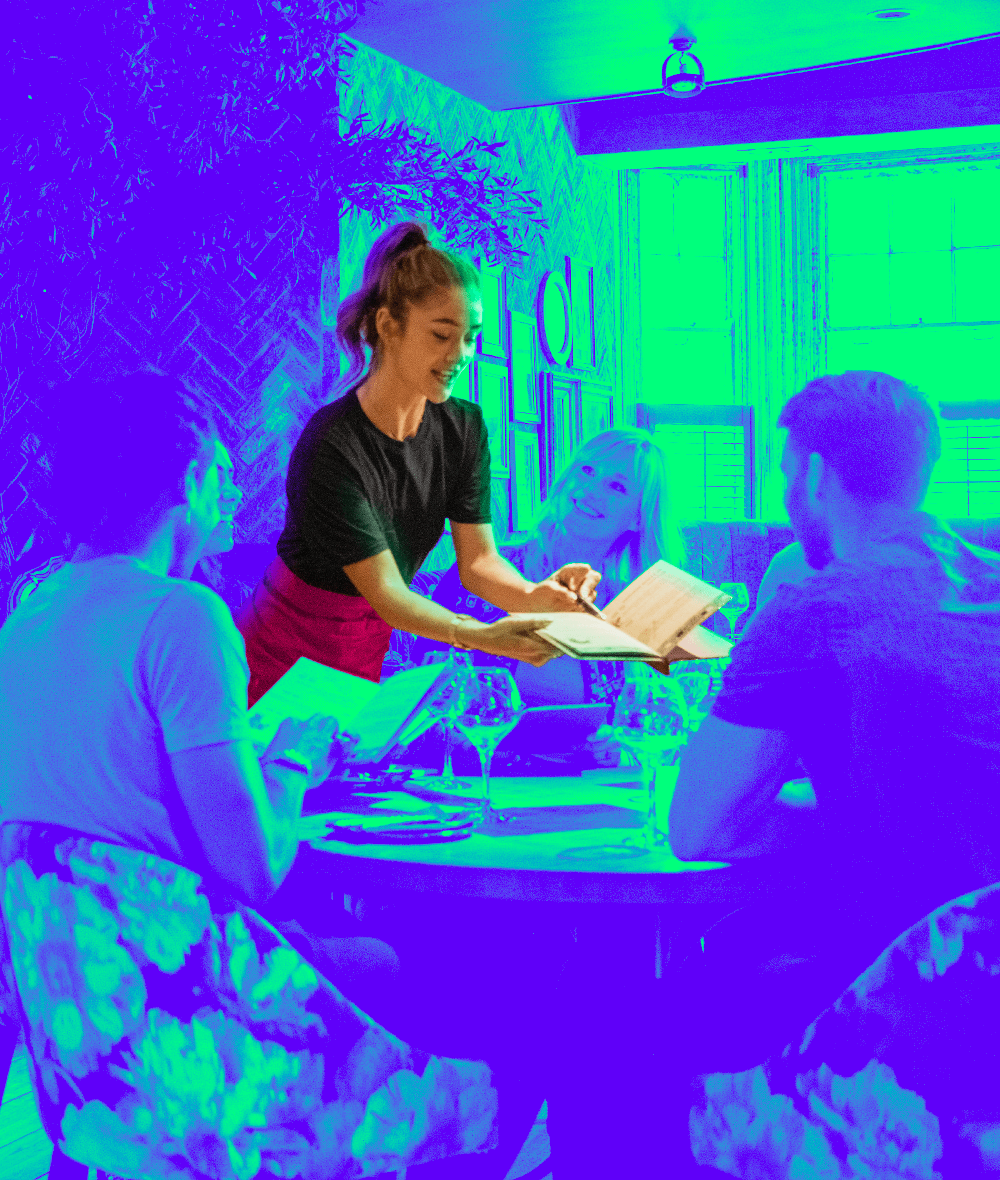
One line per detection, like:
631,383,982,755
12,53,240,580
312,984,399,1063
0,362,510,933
1,38,621,608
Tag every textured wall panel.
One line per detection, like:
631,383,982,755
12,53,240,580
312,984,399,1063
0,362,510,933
337,39,620,395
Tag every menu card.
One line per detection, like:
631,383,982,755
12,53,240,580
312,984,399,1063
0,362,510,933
248,657,452,763
512,561,734,663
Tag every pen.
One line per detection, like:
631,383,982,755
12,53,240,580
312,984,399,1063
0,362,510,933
576,591,607,621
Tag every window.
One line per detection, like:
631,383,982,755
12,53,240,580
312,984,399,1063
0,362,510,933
823,162,1000,517
924,417,1000,520
640,171,735,408
653,424,745,522
641,404,752,521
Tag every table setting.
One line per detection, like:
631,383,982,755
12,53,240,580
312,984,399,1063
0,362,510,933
298,648,724,862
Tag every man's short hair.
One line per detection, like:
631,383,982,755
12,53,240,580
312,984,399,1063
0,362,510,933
51,369,219,543
777,370,942,506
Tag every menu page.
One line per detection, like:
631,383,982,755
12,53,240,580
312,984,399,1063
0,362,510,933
602,561,732,655
347,663,453,762
248,657,379,751
666,624,733,662
509,613,662,660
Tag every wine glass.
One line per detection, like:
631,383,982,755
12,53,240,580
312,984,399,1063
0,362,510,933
422,648,474,792
611,665,689,850
454,668,524,830
718,582,751,641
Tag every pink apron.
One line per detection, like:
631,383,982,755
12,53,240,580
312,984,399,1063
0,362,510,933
235,557,393,707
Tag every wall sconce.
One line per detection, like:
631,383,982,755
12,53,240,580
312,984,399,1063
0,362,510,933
662,28,705,99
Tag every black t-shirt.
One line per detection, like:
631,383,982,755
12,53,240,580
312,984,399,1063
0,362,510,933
711,512,1000,945
277,387,492,597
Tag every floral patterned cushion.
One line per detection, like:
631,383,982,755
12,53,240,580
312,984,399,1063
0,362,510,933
0,823,498,1179
691,880,1000,1177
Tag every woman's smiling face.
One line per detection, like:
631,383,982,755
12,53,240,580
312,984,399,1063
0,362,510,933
559,452,642,544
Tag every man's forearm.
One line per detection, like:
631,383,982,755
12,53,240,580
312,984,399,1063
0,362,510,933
459,553,537,613
259,760,309,888
702,796,818,860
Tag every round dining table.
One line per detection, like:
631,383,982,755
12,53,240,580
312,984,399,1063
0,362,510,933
302,772,800,979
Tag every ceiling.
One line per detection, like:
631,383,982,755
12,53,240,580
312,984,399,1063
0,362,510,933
348,0,1000,111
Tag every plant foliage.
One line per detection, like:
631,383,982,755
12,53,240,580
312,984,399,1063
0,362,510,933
1,0,549,375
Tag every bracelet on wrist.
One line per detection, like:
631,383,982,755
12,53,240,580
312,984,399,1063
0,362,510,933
449,613,477,651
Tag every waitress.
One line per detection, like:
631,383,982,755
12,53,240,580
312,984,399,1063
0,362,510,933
237,221,600,706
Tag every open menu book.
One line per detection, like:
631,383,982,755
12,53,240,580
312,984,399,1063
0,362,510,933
248,658,453,764
509,560,735,663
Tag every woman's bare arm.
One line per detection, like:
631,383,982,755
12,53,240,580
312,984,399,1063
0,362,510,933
451,522,599,612
343,548,557,665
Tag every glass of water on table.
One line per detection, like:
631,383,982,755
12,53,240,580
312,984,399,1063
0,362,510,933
611,664,689,851
454,668,524,830
718,582,751,641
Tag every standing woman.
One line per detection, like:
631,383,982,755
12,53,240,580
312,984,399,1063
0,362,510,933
237,221,599,704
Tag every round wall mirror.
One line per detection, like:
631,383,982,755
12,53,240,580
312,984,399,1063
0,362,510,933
536,270,573,366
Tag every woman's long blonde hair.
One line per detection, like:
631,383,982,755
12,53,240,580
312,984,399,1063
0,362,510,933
523,428,687,600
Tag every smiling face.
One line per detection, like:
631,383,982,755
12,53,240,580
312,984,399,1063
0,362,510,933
557,451,642,545
201,441,242,558
375,285,482,404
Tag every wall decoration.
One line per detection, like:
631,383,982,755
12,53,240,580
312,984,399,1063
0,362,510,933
491,479,512,542
580,380,614,443
477,262,506,359
476,360,510,479
536,269,573,366
511,424,543,534
509,310,541,423
568,257,596,370
545,374,581,486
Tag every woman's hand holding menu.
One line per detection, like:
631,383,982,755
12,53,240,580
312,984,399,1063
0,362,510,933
523,563,602,612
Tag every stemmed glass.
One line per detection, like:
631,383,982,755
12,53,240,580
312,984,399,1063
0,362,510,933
453,668,524,830
422,648,474,792
611,664,689,850
718,582,751,641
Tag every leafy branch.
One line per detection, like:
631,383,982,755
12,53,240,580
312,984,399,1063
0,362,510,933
1,0,549,374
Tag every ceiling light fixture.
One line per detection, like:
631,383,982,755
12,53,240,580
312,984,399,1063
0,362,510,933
662,26,706,99
869,8,914,16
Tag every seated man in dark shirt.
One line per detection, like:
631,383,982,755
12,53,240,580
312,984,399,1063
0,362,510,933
672,370,1000,954
550,370,1000,1178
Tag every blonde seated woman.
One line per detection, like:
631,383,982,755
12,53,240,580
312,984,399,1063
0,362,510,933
404,427,688,707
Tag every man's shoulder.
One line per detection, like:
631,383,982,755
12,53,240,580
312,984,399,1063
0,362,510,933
148,576,238,635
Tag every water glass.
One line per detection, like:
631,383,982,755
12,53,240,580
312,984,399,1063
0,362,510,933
611,665,689,850
454,668,524,830
422,648,474,789
718,582,751,641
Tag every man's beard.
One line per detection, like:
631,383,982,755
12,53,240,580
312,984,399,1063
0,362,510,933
788,483,835,571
